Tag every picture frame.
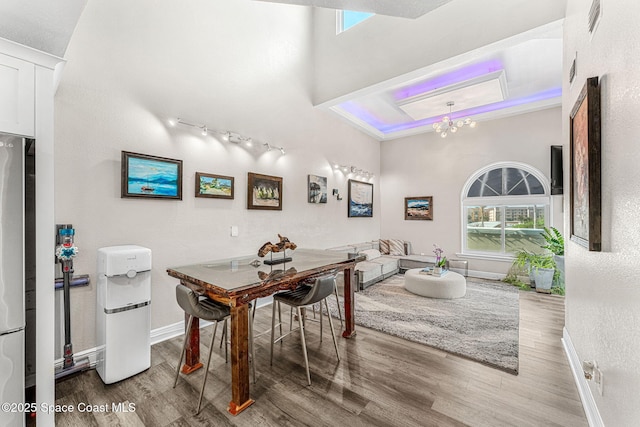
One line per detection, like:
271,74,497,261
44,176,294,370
569,77,601,251
195,172,234,199
248,172,283,210
307,174,328,204
121,151,182,200
347,179,373,217
405,196,433,220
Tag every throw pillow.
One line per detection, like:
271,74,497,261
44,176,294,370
359,249,381,260
379,239,390,255
388,239,405,256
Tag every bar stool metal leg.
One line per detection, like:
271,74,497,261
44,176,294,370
334,285,343,329
174,314,194,388
296,306,312,386
196,319,220,414
324,299,340,361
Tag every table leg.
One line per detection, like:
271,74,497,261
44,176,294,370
227,303,254,415
182,313,203,374
342,266,357,338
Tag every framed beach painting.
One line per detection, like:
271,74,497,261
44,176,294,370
248,172,282,210
570,77,601,251
195,172,234,199
405,196,433,220
348,179,373,217
307,174,328,204
121,151,182,200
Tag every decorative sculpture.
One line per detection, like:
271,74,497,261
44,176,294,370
258,234,297,257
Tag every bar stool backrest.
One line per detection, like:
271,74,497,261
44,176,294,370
297,275,336,306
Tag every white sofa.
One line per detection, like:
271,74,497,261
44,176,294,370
329,240,437,290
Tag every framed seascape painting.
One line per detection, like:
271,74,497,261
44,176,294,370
195,172,234,199
405,196,433,220
348,179,373,217
570,76,601,251
121,151,182,200
308,174,327,204
248,172,282,210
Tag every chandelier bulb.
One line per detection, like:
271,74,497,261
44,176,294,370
470,121,477,128
442,116,450,123
456,120,464,128
451,126,458,133
441,131,448,138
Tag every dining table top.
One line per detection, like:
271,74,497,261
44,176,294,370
166,248,358,299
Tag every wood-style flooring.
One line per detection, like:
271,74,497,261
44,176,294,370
54,289,587,426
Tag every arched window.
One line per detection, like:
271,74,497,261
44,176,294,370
461,162,550,257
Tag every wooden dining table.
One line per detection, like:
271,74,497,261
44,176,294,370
166,249,360,415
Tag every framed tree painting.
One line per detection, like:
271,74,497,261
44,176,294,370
308,174,327,203
405,196,433,220
195,172,234,199
570,76,601,251
248,172,282,210
121,151,182,200
348,179,373,217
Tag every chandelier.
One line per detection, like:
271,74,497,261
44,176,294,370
432,101,477,138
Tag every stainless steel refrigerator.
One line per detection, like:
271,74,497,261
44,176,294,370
0,134,25,427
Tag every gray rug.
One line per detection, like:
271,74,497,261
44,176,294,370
327,275,519,374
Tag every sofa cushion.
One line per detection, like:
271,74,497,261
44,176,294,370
355,261,383,283
379,239,390,255
370,256,399,275
388,239,405,256
359,249,381,260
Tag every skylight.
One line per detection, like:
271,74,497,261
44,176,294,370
338,10,374,33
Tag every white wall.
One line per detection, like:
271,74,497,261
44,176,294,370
312,0,566,104
563,1,640,425
54,0,380,352
380,107,563,276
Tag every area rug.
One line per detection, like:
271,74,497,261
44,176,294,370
326,275,519,374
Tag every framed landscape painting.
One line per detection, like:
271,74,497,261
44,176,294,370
308,174,327,204
248,172,282,210
348,179,373,217
121,151,182,200
405,196,433,220
195,172,234,199
570,77,601,251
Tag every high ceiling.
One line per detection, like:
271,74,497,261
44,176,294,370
321,20,563,141
258,0,563,141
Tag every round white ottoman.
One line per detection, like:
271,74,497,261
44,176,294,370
404,268,466,299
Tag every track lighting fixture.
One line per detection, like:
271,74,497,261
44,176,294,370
332,163,374,180
168,117,285,154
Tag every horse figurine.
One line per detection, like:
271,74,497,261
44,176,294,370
258,234,297,257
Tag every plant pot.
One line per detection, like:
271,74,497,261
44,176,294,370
433,267,442,274
533,267,554,293
554,255,565,288
525,261,535,288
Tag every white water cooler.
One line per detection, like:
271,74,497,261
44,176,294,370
96,245,152,384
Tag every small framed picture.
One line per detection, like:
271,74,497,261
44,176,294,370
308,174,328,204
348,179,373,217
405,196,433,220
121,151,182,200
248,172,283,210
195,172,234,199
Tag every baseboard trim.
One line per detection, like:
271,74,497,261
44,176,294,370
562,327,604,427
468,270,506,281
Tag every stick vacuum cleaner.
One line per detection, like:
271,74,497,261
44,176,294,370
54,224,90,380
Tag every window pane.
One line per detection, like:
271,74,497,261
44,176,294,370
466,206,502,252
526,174,545,194
342,11,374,31
504,205,546,253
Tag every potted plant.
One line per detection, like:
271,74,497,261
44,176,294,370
541,226,565,290
511,249,536,287
529,254,556,293
432,244,446,274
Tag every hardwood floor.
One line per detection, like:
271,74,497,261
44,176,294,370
54,289,587,426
